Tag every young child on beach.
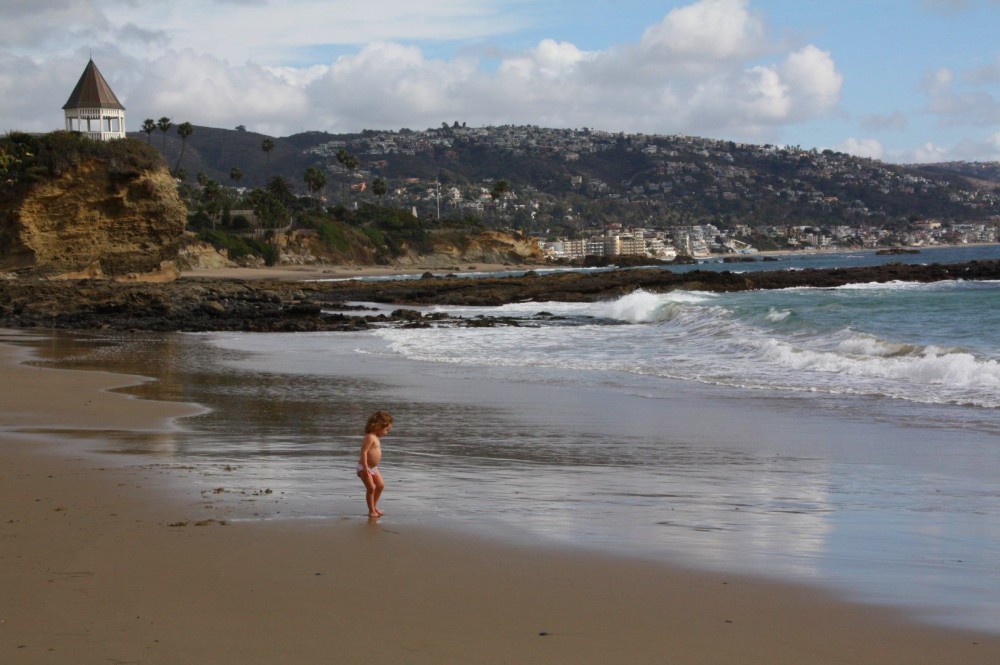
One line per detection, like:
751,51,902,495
357,410,393,518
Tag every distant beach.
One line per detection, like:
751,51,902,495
180,242,1000,282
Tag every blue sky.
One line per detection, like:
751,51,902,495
3,0,999,163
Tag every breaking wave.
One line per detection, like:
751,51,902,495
376,284,1000,408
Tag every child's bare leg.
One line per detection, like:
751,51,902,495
359,472,379,517
372,472,385,516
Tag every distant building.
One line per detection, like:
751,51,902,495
63,59,126,141
617,235,645,257
563,238,587,259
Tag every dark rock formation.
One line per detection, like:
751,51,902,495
876,248,921,255
1,259,998,332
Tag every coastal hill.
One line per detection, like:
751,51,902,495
0,132,186,276
139,123,1000,232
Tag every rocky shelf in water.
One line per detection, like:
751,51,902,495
2,259,999,332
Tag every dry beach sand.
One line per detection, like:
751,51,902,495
2,334,999,664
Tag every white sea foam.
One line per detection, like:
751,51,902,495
833,280,937,291
593,289,674,323
347,280,1000,408
766,308,792,322
758,337,1000,404
834,333,918,357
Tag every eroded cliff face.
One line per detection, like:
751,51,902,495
273,228,546,268
0,160,186,276
394,231,547,267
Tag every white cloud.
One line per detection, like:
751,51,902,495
922,65,1000,126
897,132,1000,163
113,0,529,64
921,67,956,96
501,39,596,80
838,137,885,160
639,0,768,62
128,50,311,135
910,142,951,163
778,45,842,118
1,0,844,143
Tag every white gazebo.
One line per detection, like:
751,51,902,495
63,59,126,141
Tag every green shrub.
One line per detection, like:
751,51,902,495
0,131,166,187
261,243,280,266
198,228,266,261
361,227,385,248
318,222,351,252
188,211,214,231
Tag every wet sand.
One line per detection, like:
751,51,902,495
2,334,999,664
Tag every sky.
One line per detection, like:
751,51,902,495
2,0,1000,164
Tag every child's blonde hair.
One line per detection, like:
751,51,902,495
365,410,394,434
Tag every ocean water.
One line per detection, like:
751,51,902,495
18,245,1000,634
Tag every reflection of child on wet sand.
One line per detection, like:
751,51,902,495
357,410,393,518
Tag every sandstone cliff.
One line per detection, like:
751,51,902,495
0,150,186,276
393,230,546,267
271,228,545,268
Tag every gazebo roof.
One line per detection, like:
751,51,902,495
63,59,125,111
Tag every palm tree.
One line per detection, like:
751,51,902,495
490,179,510,223
141,118,156,144
157,117,172,151
200,179,223,228
372,177,388,201
336,149,361,207
175,122,194,174
336,148,360,170
230,167,244,184
266,175,294,206
249,187,290,230
261,138,275,168
303,166,327,207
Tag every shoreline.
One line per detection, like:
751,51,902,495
180,242,1000,281
182,261,551,282
4,254,1000,332
2,331,1000,663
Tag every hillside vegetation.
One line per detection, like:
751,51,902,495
138,123,1000,237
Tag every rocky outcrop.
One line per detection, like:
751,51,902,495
177,237,237,270
317,259,1000,306
0,159,186,276
393,231,547,268
1,259,998,332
